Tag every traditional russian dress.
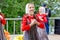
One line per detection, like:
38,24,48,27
21,14,45,40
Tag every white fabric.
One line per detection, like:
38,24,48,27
0,15,3,19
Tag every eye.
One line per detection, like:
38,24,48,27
29,7,32,8
29,6,34,9
32,7,34,8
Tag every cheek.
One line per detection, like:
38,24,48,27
29,9,31,12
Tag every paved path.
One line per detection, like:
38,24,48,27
48,34,60,40
10,34,60,40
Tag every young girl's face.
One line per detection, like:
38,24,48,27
28,4,35,15
39,7,45,14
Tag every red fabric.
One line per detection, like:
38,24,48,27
2,19,6,25
0,13,6,25
22,14,47,31
36,13,47,23
22,14,34,31
38,22,45,29
36,13,47,29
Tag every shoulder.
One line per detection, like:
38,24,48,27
22,14,29,20
0,13,4,17
22,14,28,18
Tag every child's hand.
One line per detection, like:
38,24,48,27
39,16,43,21
30,19,36,27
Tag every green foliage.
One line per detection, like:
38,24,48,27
0,0,60,17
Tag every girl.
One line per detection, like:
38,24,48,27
21,3,44,40
36,7,49,40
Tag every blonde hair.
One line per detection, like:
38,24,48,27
25,3,34,14
39,6,45,14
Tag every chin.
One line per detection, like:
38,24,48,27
30,14,34,15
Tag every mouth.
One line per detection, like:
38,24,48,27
30,10,34,11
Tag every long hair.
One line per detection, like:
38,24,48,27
25,3,34,14
39,7,45,14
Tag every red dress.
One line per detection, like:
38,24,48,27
21,14,45,31
21,14,48,40
36,13,47,29
0,13,6,25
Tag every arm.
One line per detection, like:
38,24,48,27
35,21,45,28
43,17,47,23
43,14,47,23
21,16,30,31
2,18,6,25
35,14,45,28
0,14,6,25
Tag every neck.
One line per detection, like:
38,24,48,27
39,12,42,15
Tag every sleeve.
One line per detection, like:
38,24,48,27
0,14,6,25
42,14,47,23
21,16,30,31
38,22,45,28
2,18,6,25
43,17,47,23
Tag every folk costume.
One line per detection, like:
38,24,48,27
0,13,6,40
36,13,49,40
21,14,44,40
